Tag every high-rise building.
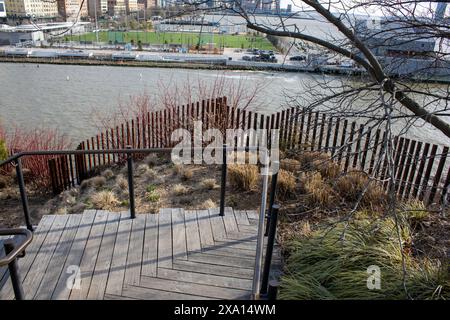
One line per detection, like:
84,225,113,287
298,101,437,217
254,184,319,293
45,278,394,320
108,0,126,16
4,0,59,18
57,0,88,21
0,0,6,17
126,0,138,13
87,0,107,17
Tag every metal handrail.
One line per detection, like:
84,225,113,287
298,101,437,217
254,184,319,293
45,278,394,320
0,228,33,300
0,145,277,299
0,145,269,227
0,229,33,267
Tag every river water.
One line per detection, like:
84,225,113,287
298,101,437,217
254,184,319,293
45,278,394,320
0,62,449,147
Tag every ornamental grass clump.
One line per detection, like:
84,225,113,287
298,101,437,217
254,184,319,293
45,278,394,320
279,217,449,300
228,164,259,191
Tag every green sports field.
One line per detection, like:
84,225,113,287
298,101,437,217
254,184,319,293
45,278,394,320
65,31,275,50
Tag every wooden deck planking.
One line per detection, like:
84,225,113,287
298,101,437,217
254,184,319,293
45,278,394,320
51,210,96,300
196,210,214,249
141,213,158,277
22,214,69,299
157,208,172,269
0,215,56,300
34,214,82,300
104,212,132,297
184,210,201,254
124,214,146,287
234,210,250,226
69,210,108,300
156,268,252,290
208,208,227,241
87,213,121,299
139,276,251,300
1,207,281,300
222,207,239,234
171,209,187,261
172,259,254,279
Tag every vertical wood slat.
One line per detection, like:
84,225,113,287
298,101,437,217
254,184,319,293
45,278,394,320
317,113,326,151
101,133,106,165
440,166,450,204
412,142,430,198
360,128,371,171
142,114,146,149
280,110,285,145
48,158,58,194
398,140,416,198
331,118,340,157
96,135,101,166
291,107,299,149
382,137,403,188
344,121,355,172
337,119,348,166
304,111,312,150
310,112,319,151
394,138,410,192
137,116,141,149
151,112,155,148
298,109,305,148
428,146,449,205
324,116,332,152
106,130,110,164
147,112,153,148
419,144,438,201
368,129,381,175
86,139,92,171
404,141,422,200
375,131,388,178
352,124,364,169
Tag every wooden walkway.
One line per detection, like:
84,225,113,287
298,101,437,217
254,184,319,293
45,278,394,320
0,208,280,300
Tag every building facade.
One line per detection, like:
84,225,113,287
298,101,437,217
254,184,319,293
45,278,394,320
4,0,58,18
87,0,107,17
57,0,88,22
0,0,6,18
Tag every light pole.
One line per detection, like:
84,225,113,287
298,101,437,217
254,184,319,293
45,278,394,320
94,0,99,44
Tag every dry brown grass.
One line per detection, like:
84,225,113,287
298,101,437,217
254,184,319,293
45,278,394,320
201,178,217,190
294,151,330,170
312,159,341,180
101,169,114,180
228,164,259,191
174,165,194,181
277,169,296,200
200,198,216,209
80,176,106,191
336,171,386,207
280,158,301,173
173,184,189,196
90,190,119,210
115,174,128,190
303,172,335,207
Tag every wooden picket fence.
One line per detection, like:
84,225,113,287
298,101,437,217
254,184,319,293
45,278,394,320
48,96,450,207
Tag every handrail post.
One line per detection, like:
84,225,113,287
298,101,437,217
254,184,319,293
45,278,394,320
219,144,227,217
4,242,25,300
265,162,279,236
267,280,279,300
126,145,136,219
252,153,270,299
260,204,279,295
15,159,33,231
